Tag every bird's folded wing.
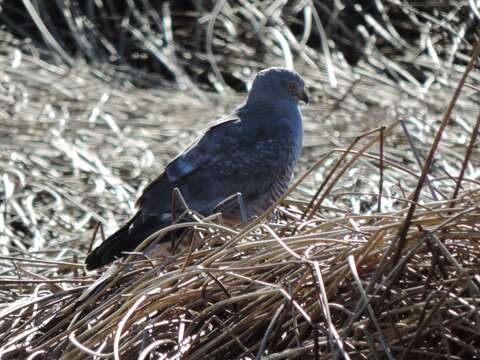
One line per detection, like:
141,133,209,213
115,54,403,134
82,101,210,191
164,114,243,182
136,113,288,216
135,114,243,209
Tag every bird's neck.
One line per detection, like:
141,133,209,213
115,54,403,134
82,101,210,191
243,96,299,117
238,96,303,149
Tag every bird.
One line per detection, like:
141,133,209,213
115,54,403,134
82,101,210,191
85,67,308,270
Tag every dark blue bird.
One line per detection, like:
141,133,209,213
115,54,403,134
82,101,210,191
85,67,308,270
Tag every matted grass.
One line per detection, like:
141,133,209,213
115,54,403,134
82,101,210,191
1,1,480,359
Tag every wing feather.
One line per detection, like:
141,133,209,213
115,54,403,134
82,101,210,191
136,111,296,217
135,114,242,211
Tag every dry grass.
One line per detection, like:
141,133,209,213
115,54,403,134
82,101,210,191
1,1,480,359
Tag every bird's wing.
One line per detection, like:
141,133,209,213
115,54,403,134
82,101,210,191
173,133,290,215
137,112,290,217
164,114,242,182
135,114,243,210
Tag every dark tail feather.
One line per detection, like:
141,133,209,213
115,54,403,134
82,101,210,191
86,212,168,270
85,211,190,270
85,216,137,270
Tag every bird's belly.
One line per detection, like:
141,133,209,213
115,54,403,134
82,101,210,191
245,166,293,217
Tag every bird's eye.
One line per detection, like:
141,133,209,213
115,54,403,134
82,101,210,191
287,82,297,92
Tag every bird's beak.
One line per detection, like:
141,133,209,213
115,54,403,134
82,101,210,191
299,89,309,104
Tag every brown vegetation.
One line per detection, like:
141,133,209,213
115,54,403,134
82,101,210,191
1,1,480,359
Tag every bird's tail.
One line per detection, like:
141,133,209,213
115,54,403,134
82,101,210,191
86,209,195,270
85,216,137,270
86,212,172,270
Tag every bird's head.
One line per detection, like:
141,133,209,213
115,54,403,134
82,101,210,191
248,67,309,106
